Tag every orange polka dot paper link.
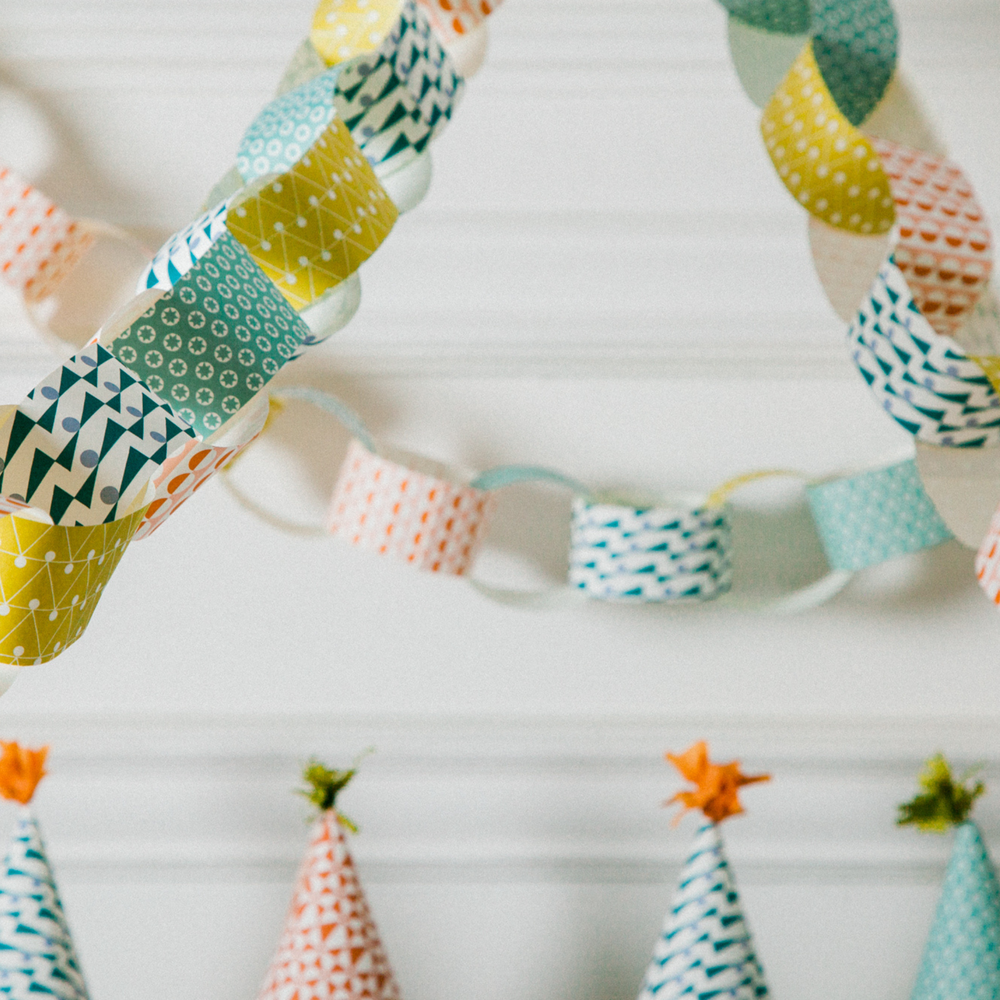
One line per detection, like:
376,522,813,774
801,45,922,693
225,121,398,311
310,0,406,66
976,505,1000,605
327,438,496,575
0,505,145,667
416,0,502,44
760,43,895,235
872,138,993,338
0,167,94,304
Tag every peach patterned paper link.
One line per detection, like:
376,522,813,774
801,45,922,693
872,139,993,337
327,439,496,575
975,505,1000,604
416,0,502,43
0,167,94,303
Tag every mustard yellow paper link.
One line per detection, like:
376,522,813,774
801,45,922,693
705,469,809,509
969,356,1000,397
760,43,895,235
310,0,406,66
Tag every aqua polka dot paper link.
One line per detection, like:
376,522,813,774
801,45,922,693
569,499,732,602
112,232,310,441
139,197,234,293
719,0,810,35
806,459,952,572
811,0,897,127
848,260,1000,447
638,822,769,1000
237,70,340,183
0,344,195,527
0,809,89,1000
911,822,1000,1000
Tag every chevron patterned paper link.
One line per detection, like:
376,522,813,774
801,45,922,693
225,121,398,310
0,505,145,666
112,232,311,440
310,0,406,66
0,344,195,526
761,44,895,235
569,499,732,602
847,260,1000,447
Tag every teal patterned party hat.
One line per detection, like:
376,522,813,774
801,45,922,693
911,821,1000,1000
0,806,89,1000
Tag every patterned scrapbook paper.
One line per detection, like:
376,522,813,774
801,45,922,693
638,822,769,1000
975,504,1000,604
139,197,234,292
0,808,89,1000
238,70,340,182
310,0,406,66
911,822,1000,1000
717,0,810,34
257,811,400,1000
874,139,993,338
847,260,1000,447
0,167,94,304
112,232,310,440
761,44,895,235
0,506,145,666
569,499,732,602
726,18,809,109
0,343,194,526
416,0,502,43
811,0,897,126
226,122,398,310
327,439,495,575
807,460,952,572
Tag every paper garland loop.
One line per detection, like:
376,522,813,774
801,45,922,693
310,0,407,66
761,44,895,235
110,232,311,442
975,506,1000,605
847,259,1000,448
568,498,732,603
806,459,952,572
416,0,501,44
0,166,94,304
327,438,495,575
0,504,146,666
719,0,810,36
140,197,233,293
225,121,399,311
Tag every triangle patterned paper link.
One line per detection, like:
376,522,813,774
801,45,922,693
0,506,144,666
112,232,311,441
0,344,195,526
310,0,407,66
226,121,398,311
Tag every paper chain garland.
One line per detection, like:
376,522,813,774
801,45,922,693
0,0,996,676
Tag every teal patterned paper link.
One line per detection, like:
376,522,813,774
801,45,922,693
110,231,311,440
717,0,811,35
807,460,952,572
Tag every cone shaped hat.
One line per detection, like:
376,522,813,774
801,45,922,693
912,820,1000,1000
638,822,768,1000
257,810,400,1000
0,806,89,1000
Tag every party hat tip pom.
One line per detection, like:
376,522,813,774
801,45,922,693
665,740,770,824
298,750,372,832
0,741,48,805
898,753,984,832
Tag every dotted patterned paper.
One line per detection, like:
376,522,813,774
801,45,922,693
310,0,406,66
416,0,502,42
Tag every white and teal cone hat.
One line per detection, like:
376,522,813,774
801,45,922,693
0,743,88,1000
900,756,1000,1000
638,741,771,1000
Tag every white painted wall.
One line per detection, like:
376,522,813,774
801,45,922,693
0,1,998,999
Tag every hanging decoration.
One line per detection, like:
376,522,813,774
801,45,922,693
0,0,995,682
898,754,1000,999
257,758,400,1000
636,741,771,1000
0,741,91,1000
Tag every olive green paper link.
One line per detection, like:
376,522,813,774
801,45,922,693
898,754,985,832
109,231,311,441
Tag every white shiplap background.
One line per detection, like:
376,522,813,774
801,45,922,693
0,2,998,999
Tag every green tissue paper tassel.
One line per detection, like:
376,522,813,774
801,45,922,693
912,821,1000,1000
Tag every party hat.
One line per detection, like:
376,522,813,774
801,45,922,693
637,741,771,1000
900,754,1000,1000
257,758,400,1000
0,741,89,1000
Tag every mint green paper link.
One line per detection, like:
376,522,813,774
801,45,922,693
469,464,592,497
111,231,311,440
270,386,376,455
717,0,811,35
807,459,951,572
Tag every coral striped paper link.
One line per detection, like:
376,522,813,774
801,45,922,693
975,505,1000,604
417,0,503,44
